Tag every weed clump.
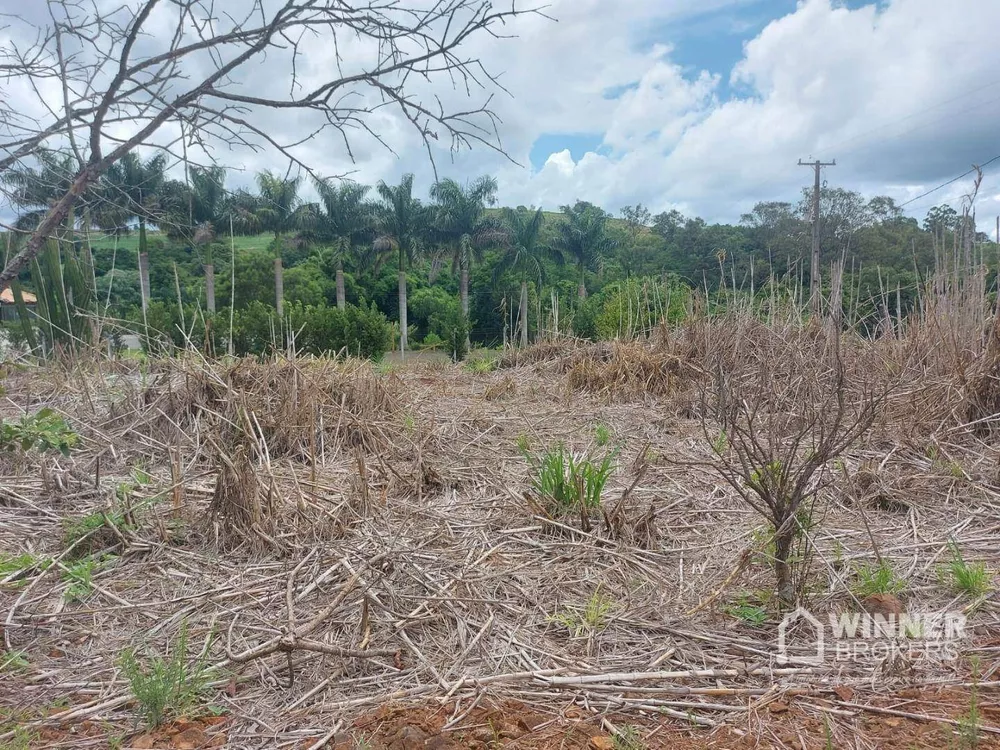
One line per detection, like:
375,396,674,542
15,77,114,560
941,541,991,600
524,443,615,518
853,560,907,598
119,625,212,728
567,341,690,400
0,408,77,456
207,446,279,554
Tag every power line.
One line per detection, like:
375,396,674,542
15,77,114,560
898,153,1000,209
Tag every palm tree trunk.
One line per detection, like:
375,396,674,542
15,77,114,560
336,256,346,311
204,264,216,314
577,262,587,299
461,261,470,318
138,218,150,313
519,279,529,348
398,247,408,355
274,257,284,317
273,232,284,316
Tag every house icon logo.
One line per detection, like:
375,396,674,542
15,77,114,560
777,606,825,665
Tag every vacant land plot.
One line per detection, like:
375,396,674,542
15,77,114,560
1,309,999,749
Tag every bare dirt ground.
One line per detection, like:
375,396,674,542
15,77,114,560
1,338,999,749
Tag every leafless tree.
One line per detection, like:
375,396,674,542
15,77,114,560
0,0,540,287
686,320,887,606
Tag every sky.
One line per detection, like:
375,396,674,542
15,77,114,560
4,0,1000,228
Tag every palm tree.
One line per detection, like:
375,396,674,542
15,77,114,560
3,150,79,233
160,166,229,311
557,201,617,299
254,170,306,316
375,173,425,355
496,207,559,347
105,152,167,310
430,176,502,332
311,178,375,310
186,166,227,312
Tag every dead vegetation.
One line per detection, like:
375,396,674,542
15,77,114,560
2,280,1000,748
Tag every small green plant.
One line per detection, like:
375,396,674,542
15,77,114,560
0,553,47,581
131,462,153,485
63,509,133,552
527,443,616,513
0,725,38,750
0,408,78,456
749,459,784,489
402,412,416,432
710,431,728,455
853,560,907,597
486,718,503,750
942,541,991,600
463,354,497,374
954,658,982,749
832,540,845,571
594,423,611,447
119,624,212,727
613,725,646,750
515,433,531,454
62,557,99,602
823,714,835,750
725,596,769,626
550,587,615,637
0,650,29,674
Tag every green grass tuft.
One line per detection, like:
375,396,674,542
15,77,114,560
942,541,991,600
853,560,907,597
526,443,615,513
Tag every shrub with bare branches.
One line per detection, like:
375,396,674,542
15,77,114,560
691,319,887,605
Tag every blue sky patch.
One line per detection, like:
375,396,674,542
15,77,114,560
529,133,608,171
640,1,882,99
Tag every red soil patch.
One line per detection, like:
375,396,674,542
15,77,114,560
316,687,1000,750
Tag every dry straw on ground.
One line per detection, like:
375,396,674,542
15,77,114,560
2,288,1000,748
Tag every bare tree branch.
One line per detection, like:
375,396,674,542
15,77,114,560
0,0,539,286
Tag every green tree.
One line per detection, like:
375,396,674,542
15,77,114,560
160,165,229,311
618,203,653,277
105,152,167,311
254,171,307,316
375,174,426,355
557,201,617,298
495,207,559,347
430,176,502,335
310,179,376,310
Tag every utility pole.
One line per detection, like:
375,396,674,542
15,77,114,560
799,158,836,316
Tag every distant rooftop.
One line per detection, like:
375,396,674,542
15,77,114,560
0,287,37,304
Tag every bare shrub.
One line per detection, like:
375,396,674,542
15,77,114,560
690,316,887,606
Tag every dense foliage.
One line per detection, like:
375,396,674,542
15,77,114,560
3,155,997,359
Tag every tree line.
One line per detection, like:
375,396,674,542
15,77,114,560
2,149,996,358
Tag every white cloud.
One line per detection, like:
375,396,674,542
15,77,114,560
5,0,1000,228
485,0,1000,224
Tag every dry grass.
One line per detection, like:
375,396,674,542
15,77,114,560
2,288,1000,747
